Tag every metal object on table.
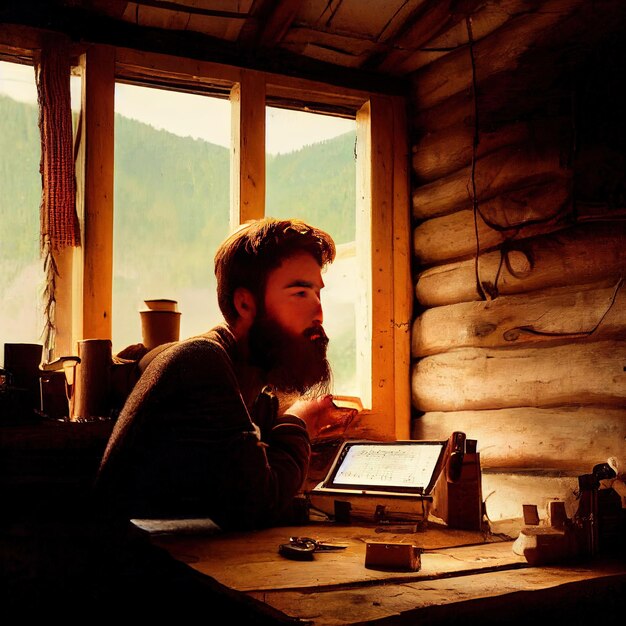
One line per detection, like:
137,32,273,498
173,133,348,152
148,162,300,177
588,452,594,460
278,536,348,561
39,356,81,419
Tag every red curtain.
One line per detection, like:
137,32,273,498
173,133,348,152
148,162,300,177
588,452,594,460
35,35,81,357
35,35,80,252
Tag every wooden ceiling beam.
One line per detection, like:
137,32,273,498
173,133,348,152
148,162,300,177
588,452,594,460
0,2,407,95
258,0,303,48
237,0,303,49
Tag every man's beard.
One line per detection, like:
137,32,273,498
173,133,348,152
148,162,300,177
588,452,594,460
248,314,332,397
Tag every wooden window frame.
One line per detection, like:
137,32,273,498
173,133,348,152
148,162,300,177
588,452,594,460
0,33,411,440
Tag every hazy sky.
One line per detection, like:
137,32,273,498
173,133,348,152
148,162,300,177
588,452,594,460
0,61,355,154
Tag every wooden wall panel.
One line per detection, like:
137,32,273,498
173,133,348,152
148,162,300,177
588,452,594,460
412,279,626,357
355,95,412,440
481,473,581,524
412,141,570,220
408,5,626,520
412,340,626,412
412,407,626,474
410,0,580,112
415,221,626,307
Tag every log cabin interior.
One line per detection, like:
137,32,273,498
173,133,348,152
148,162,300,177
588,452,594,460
1,0,625,622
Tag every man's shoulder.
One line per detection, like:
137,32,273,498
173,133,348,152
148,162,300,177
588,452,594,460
194,323,237,351
139,324,237,373
174,324,236,360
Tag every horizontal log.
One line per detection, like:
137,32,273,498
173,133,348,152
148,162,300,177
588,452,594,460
410,0,579,111
413,180,572,265
412,142,569,220
413,197,626,268
413,279,626,357
412,117,570,184
412,119,522,184
415,221,626,307
411,340,626,412
412,407,626,474
411,0,626,78
411,75,569,141
381,0,532,75
410,1,626,134
409,0,626,111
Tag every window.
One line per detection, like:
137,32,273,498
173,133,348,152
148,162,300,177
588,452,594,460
0,61,44,352
265,107,359,397
112,83,230,351
0,40,410,438
0,60,81,356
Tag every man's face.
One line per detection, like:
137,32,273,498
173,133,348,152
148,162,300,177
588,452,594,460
248,252,331,395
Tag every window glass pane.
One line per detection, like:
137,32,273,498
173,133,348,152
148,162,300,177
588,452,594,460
265,107,359,397
113,84,231,351
0,61,45,351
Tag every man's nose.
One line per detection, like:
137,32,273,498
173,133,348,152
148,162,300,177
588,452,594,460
312,295,323,325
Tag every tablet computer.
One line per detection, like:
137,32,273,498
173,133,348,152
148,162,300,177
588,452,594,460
319,440,447,496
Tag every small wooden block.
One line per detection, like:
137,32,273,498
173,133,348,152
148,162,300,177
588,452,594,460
522,504,540,525
365,542,422,571
548,501,568,529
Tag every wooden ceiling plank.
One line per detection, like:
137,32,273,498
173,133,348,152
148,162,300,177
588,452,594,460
296,42,365,68
136,7,190,31
376,0,430,43
1,2,408,94
258,0,304,47
126,0,249,21
390,0,481,49
88,0,129,20
237,0,280,47
282,26,378,55
224,1,255,40
185,14,244,41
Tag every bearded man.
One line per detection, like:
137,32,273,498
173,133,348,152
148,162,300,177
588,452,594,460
95,218,341,531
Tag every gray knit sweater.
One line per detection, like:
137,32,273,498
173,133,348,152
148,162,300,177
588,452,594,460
95,324,311,530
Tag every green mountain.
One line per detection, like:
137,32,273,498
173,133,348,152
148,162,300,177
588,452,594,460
267,135,356,244
0,93,356,270
0,95,41,264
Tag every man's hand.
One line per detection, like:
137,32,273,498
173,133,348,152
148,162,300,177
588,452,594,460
286,395,354,442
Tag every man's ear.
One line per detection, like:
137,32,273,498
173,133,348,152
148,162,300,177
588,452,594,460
233,287,257,322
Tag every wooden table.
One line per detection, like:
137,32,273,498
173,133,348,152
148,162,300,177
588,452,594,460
138,518,626,625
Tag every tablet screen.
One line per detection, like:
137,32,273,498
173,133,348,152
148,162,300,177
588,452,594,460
325,441,446,494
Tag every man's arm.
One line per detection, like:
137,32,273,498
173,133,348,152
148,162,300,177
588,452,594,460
97,337,311,530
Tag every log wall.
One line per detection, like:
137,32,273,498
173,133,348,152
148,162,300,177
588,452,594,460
408,3,626,522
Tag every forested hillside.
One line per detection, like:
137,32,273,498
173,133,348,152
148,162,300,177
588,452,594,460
0,94,355,271
0,94,357,391
0,95,41,264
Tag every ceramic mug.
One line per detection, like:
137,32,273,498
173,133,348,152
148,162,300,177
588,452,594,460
3,342,43,412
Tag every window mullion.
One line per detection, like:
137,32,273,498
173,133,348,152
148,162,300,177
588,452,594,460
79,44,115,344
230,70,266,227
